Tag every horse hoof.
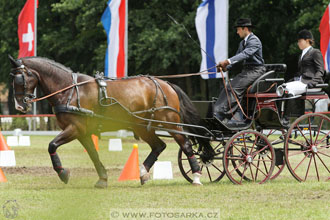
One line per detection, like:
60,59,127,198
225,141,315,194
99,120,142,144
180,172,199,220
95,179,108,188
140,173,150,185
58,169,70,184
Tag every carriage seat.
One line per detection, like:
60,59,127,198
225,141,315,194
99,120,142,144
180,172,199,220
248,64,287,94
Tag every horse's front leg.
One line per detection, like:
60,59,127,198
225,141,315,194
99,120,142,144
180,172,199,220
78,135,108,188
48,125,78,184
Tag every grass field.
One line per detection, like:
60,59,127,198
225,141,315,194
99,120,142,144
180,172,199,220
0,135,329,220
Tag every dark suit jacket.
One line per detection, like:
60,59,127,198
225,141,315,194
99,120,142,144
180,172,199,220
228,33,264,67
297,47,325,86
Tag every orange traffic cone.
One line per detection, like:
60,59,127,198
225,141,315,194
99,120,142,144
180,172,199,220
0,168,7,182
0,131,10,151
118,144,140,181
84,134,99,152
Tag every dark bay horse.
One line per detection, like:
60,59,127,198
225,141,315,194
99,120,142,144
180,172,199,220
9,56,212,188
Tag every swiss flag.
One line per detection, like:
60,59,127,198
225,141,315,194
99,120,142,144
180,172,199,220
18,0,38,58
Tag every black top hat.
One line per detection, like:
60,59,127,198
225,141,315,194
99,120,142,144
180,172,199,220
298,29,314,40
234,18,254,28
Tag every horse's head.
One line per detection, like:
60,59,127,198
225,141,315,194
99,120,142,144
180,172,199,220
8,55,39,113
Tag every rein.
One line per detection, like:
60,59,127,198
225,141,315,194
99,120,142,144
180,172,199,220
27,78,95,103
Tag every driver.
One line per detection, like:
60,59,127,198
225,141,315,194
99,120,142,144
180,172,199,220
214,18,266,123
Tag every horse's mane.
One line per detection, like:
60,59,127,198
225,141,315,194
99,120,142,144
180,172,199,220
19,56,73,74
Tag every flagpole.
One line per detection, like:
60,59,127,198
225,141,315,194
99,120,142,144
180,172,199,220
33,0,37,130
125,0,128,76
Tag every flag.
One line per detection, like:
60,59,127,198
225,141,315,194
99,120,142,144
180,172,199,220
101,0,127,78
18,0,38,58
195,0,228,79
320,3,330,72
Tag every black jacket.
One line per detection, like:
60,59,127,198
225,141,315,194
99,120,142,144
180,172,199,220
297,47,325,86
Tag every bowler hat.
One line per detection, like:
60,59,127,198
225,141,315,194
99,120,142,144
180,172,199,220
234,18,254,28
298,29,314,40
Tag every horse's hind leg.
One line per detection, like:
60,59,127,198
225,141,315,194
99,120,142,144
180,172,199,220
48,125,79,184
171,133,202,185
78,135,108,188
134,129,166,185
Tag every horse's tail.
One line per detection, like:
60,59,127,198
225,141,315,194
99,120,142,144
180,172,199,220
168,83,212,151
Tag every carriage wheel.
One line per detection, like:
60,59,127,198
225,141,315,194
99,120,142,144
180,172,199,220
178,141,226,183
285,113,330,182
223,130,275,184
260,129,286,180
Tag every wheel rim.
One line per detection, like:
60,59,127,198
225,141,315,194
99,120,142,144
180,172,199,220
178,141,226,183
285,113,330,182
223,130,275,184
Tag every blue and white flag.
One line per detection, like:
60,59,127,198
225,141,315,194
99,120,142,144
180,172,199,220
101,0,127,78
195,0,228,79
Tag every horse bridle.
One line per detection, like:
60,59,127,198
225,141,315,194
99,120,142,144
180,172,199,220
10,64,38,104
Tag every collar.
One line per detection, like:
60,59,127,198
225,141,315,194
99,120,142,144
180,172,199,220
244,33,252,42
301,46,312,58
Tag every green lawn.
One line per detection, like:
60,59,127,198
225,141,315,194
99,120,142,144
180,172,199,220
0,136,329,220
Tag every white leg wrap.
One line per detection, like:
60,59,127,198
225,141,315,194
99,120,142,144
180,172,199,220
192,172,202,185
140,164,148,177
140,164,150,185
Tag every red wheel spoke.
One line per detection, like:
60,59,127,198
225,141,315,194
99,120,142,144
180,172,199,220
288,149,312,157
242,133,247,153
255,156,261,180
296,126,312,146
314,118,324,144
239,163,248,184
313,154,320,181
318,151,330,158
250,162,268,177
255,159,273,162
229,161,246,175
304,155,313,181
252,145,269,157
288,138,306,147
226,157,244,160
315,153,330,173
249,163,255,182
249,135,258,155
308,117,313,145
293,153,309,171
315,130,330,145
233,145,246,156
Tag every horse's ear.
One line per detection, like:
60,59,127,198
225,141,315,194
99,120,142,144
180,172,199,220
8,54,21,67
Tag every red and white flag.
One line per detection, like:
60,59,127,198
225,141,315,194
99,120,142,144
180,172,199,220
18,0,38,58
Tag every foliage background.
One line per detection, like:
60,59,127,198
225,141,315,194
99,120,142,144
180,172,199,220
0,0,329,114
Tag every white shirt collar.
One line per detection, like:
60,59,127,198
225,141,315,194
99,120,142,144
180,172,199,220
301,46,312,59
244,33,252,43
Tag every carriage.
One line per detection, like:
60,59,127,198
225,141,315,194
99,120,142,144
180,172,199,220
9,56,330,187
178,64,330,184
